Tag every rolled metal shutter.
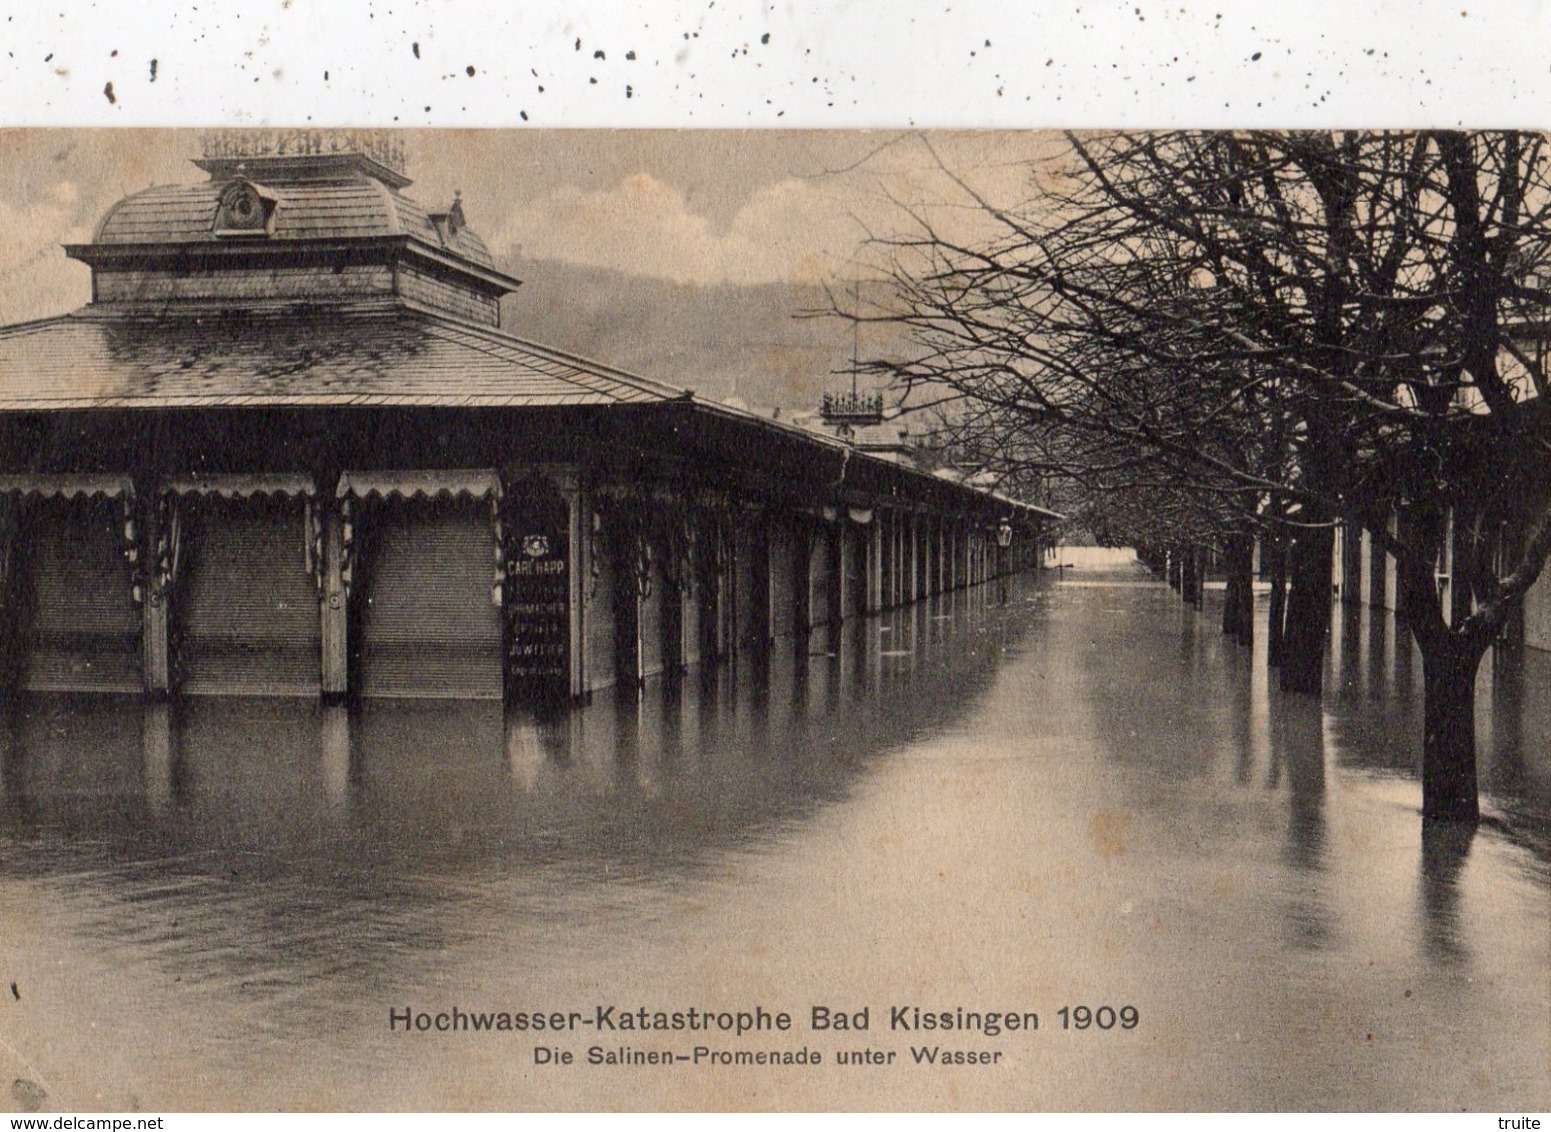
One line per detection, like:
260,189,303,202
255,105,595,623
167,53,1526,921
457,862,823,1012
178,497,320,696
358,499,502,699
22,498,140,692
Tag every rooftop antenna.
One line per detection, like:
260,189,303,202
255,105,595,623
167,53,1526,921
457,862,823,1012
851,278,860,400
820,275,884,432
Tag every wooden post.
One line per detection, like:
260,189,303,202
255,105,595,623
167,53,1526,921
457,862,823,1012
141,495,172,698
319,501,349,703
718,512,735,657
909,514,920,603
868,513,883,614
793,521,812,639
943,521,955,592
937,519,947,595
921,518,931,595
829,519,846,627
890,513,902,608
0,496,25,695
1342,521,1363,607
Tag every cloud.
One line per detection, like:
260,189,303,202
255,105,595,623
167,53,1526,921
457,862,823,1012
0,180,95,323
491,171,864,287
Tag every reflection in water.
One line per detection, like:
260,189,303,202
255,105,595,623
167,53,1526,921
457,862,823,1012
1419,819,1476,967
0,589,1018,1030
0,560,1546,1111
1271,694,1331,952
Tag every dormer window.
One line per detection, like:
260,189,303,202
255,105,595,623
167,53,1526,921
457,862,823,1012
213,178,278,238
430,192,466,245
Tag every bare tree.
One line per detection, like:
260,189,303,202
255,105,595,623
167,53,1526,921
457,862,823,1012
848,130,1551,822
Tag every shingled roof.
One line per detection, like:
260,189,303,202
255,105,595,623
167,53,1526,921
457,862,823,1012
91,175,497,269
0,303,683,409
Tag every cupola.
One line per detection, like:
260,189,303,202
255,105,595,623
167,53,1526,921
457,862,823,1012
65,130,520,328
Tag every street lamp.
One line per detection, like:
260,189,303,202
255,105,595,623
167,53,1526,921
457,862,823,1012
994,519,1014,585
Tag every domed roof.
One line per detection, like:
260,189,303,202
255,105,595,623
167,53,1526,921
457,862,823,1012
92,160,497,269
68,140,518,325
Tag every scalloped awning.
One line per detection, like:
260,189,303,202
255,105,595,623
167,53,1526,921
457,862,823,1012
0,473,135,499
336,469,502,501
162,472,317,499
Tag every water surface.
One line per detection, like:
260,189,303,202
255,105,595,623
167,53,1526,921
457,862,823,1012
1,555,1545,1111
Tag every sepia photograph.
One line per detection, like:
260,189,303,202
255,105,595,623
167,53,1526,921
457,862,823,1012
0,5,1548,1117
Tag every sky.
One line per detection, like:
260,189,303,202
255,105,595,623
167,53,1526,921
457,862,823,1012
0,129,1061,409
2,0,1541,412
1,2,1541,411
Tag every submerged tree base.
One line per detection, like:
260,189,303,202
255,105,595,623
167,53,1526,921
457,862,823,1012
1421,651,1483,822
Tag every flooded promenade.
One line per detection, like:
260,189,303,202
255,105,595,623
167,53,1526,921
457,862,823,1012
0,551,1546,1111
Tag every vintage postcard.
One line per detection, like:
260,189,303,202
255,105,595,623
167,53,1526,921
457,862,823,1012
0,6,1549,1119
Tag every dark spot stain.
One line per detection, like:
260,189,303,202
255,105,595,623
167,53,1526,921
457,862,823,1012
465,64,475,76
626,50,637,60
10,1079,46,1113
760,33,769,45
589,76,597,84
520,110,529,121
103,81,116,104
149,57,157,81
324,69,329,81
9,981,17,1000
593,49,605,60
1251,51,1262,61
43,52,52,62
412,42,420,59
626,84,633,98
574,37,582,51
111,48,118,57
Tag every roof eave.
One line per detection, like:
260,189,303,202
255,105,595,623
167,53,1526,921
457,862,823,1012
63,235,522,296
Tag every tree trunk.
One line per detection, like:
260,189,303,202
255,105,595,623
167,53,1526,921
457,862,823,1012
1220,533,1255,649
1279,524,1334,694
1267,533,1288,667
1396,544,1487,822
1221,553,1241,637
1180,544,1197,606
1419,641,1481,822
1236,548,1255,650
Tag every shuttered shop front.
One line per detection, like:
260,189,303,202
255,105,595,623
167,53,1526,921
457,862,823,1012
356,495,502,699
177,494,320,696
20,494,140,693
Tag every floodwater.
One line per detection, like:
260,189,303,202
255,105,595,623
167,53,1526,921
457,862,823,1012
0,551,1546,1112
